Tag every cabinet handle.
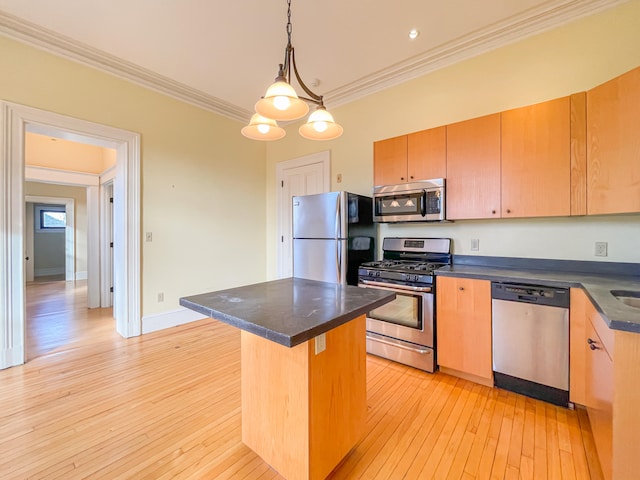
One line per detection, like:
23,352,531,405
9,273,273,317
491,210,496,214
400,177,405,181
458,287,464,291
587,338,600,350
506,209,512,214
410,175,414,179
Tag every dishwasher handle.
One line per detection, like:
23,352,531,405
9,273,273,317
491,282,570,308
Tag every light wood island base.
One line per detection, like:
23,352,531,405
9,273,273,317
241,315,367,480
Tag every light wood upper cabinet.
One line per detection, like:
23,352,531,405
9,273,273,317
501,96,571,218
587,66,640,215
446,114,501,219
374,127,446,186
373,135,407,186
407,126,446,181
436,276,492,382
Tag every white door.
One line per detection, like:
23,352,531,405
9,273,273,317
100,182,114,308
276,151,330,278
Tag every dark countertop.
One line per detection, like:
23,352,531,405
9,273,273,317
436,265,640,333
179,277,395,347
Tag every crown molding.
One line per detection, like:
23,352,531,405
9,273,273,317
0,1,629,121
0,11,251,123
324,0,629,107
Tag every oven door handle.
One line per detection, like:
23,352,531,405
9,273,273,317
359,279,432,293
367,333,431,355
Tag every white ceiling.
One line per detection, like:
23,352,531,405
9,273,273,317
0,0,627,122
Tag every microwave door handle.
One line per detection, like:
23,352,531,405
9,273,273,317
420,190,427,217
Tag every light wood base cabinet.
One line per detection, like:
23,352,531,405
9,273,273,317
436,276,493,382
571,288,640,480
241,315,367,480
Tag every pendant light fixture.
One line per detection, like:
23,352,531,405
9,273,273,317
241,0,343,141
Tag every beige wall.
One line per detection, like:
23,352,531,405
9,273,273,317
25,132,115,174
25,182,88,275
265,2,640,275
1,34,266,320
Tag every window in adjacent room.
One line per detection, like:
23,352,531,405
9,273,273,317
35,204,66,232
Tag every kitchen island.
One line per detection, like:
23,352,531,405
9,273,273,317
180,277,395,480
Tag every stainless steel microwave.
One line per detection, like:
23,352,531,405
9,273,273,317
373,179,445,223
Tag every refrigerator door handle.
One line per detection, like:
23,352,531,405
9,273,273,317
336,240,342,283
335,195,341,239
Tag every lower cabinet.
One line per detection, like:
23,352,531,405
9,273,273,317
585,312,614,480
436,276,493,384
571,288,640,480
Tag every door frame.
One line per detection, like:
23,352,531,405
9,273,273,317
0,101,141,369
25,195,75,281
275,151,330,278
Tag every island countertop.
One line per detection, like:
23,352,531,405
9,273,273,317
179,277,395,347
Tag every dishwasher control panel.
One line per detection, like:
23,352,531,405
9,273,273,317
491,282,569,308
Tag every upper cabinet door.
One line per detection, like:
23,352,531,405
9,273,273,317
407,126,446,181
373,135,407,186
587,67,640,215
501,97,571,218
446,114,501,220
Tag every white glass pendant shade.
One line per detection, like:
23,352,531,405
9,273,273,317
241,113,286,141
255,81,309,121
299,107,343,140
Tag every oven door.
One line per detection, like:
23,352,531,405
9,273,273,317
359,280,433,347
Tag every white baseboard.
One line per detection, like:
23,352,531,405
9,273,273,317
35,267,65,276
1,346,24,370
75,271,88,280
141,307,208,334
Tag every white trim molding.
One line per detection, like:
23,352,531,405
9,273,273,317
142,308,207,335
1,101,141,369
0,11,250,123
25,165,100,186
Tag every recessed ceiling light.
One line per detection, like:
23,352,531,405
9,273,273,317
408,29,420,40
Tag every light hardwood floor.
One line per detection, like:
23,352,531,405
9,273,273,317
1,281,604,479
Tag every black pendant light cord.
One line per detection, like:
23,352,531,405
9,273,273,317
277,0,324,106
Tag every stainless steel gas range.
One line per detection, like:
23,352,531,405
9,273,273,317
357,237,452,372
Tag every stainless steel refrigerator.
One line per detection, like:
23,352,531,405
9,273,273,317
292,191,375,286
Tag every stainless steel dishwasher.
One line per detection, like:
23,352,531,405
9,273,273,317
492,282,570,407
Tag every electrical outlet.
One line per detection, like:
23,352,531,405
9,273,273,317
315,333,326,354
336,173,342,183
146,232,153,242
157,292,164,302
595,242,608,257
470,238,480,252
